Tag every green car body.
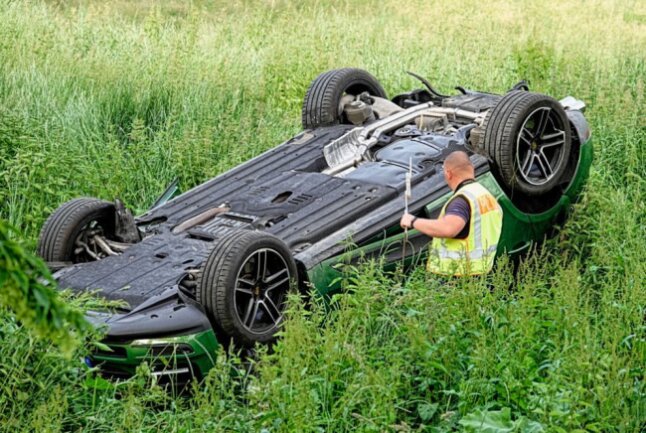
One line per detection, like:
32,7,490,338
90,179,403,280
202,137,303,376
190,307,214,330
89,136,592,383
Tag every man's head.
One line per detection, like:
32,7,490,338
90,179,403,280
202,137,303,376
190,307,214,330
443,151,475,191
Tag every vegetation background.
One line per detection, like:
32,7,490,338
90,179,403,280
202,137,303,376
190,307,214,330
0,0,644,431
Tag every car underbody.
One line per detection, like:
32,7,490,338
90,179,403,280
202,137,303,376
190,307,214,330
39,68,592,385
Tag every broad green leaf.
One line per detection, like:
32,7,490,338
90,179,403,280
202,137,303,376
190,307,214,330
418,402,439,422
459,408,514,433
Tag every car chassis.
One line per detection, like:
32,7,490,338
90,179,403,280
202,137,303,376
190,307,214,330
38,69,592,385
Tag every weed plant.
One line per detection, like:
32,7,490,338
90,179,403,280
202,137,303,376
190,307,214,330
0,0,644,431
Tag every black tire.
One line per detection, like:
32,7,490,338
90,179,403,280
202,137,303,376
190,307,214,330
37,198,116,263
196,230,298,347
482,91,572,196
302,68,387,129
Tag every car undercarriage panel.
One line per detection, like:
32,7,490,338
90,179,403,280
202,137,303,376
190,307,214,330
136,126,353,229
54,121,494,307
54,232,211,307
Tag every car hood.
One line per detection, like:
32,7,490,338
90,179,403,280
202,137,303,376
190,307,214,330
86,286,212,341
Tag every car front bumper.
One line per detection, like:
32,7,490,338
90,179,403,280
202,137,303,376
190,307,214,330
85,286,220,386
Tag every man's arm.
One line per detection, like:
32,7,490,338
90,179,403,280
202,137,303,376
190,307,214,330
400,213,466,239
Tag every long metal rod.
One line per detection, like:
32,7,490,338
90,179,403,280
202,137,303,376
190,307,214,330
402,157,412,266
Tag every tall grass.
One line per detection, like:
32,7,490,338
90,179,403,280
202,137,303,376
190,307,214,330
0,0,644,431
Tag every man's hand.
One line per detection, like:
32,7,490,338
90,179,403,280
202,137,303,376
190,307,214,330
400,213,467,238
400,213,415,229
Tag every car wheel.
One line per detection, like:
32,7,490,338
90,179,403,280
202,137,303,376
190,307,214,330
37,198,116,264
302,68,387,129
482,91,572,196
196,230,298,347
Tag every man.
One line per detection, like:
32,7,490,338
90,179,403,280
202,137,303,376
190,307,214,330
400,151,503,276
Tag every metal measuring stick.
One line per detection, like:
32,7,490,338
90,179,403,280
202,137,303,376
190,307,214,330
402,157,412,265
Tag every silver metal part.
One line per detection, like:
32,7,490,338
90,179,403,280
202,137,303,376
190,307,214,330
322,103,483,175
344,100,375,125
75,241,100,260
172,206,230,234
94,236,118,256
369,96,403,118
367,102,436,145
559,96,586,112
104,239,133,253
338,94,355,116
415,113,448,131
322,128,366,172
323,103,435,174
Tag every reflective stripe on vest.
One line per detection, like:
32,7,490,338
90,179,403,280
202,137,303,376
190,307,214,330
427,182,503,276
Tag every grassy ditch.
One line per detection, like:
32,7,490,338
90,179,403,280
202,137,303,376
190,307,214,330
0,0,644,431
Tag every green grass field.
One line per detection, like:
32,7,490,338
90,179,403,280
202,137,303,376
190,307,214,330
0,0,644,431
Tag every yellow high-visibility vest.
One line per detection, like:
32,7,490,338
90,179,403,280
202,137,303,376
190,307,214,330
427,182,503,276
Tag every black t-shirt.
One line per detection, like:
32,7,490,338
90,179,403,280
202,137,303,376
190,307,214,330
444,179,475,239
445,196,470,239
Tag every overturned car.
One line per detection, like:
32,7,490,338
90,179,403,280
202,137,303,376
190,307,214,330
38,68,592,385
